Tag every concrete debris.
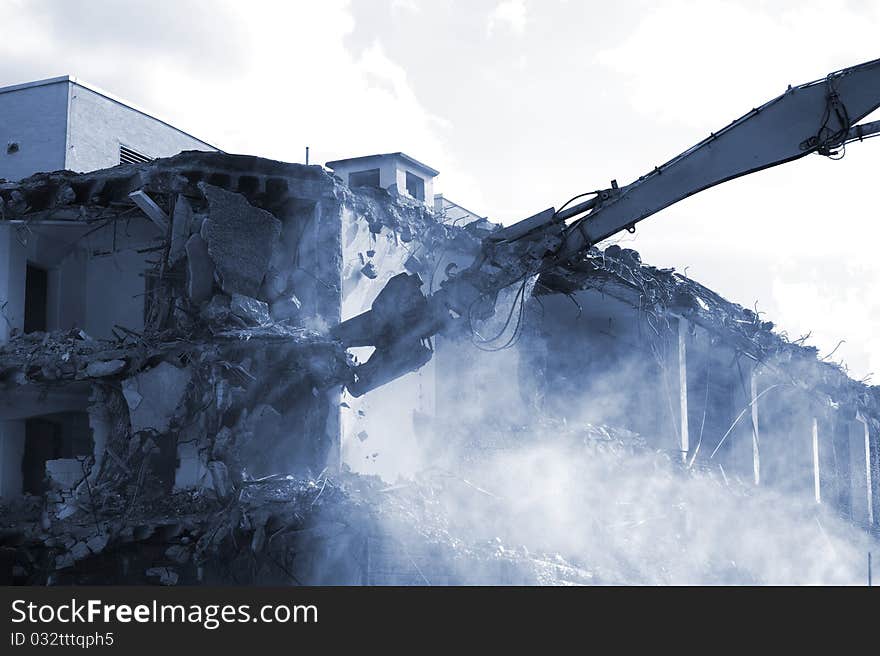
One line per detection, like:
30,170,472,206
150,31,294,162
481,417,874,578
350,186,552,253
122,362,192,434
70,541,91,563
200,294,231,324
85,359,126,378
199,183,282,297
211,426,234,460
0,463,600,585
404,254,425,276
165,544,191,565
54,503,79,521
270,294,302,322
230,294,270,325
45,459,83,490
86,533,109,555
208,461,232,500
360,262,378,279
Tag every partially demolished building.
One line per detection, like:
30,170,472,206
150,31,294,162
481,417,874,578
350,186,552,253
529,249,879,525
0,148,877,585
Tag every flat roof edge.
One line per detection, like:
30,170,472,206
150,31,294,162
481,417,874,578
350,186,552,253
0,75,220,152
0,75,71,95
67,77,220,151
326,152,440,176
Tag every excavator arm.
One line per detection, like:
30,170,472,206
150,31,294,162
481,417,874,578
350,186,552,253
557,57,880,255
334,57,880,396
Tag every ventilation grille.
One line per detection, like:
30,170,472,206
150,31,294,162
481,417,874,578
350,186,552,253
119,145,152,165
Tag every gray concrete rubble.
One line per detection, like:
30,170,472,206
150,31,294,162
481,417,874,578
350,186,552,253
199,183,282,298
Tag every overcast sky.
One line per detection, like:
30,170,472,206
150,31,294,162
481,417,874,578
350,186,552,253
2,0,879,378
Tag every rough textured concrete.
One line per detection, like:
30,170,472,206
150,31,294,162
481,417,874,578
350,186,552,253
122,362,192,434
230,293,270,325
200,183,282,298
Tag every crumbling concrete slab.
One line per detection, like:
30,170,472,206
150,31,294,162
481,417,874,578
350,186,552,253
122,362,192,434
199,183,282,298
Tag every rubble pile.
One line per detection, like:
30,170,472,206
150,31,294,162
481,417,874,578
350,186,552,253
0,459,601,585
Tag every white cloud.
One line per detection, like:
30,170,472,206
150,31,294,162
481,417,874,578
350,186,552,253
390,0,420,13
594,0,880,130
487,0,528,36
590,0,880,377
0,0,466,190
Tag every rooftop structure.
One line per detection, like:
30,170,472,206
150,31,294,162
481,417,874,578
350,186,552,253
326,152,438,206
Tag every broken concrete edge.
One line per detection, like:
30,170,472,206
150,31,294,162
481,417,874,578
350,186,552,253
0,151,485,248
0,151,484,334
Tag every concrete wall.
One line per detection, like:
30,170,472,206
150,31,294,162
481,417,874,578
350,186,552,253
0,81,68,181
66,83,215,173
25,228,88,333
82,220,158,338
3,219,158,340
339,207,436,480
